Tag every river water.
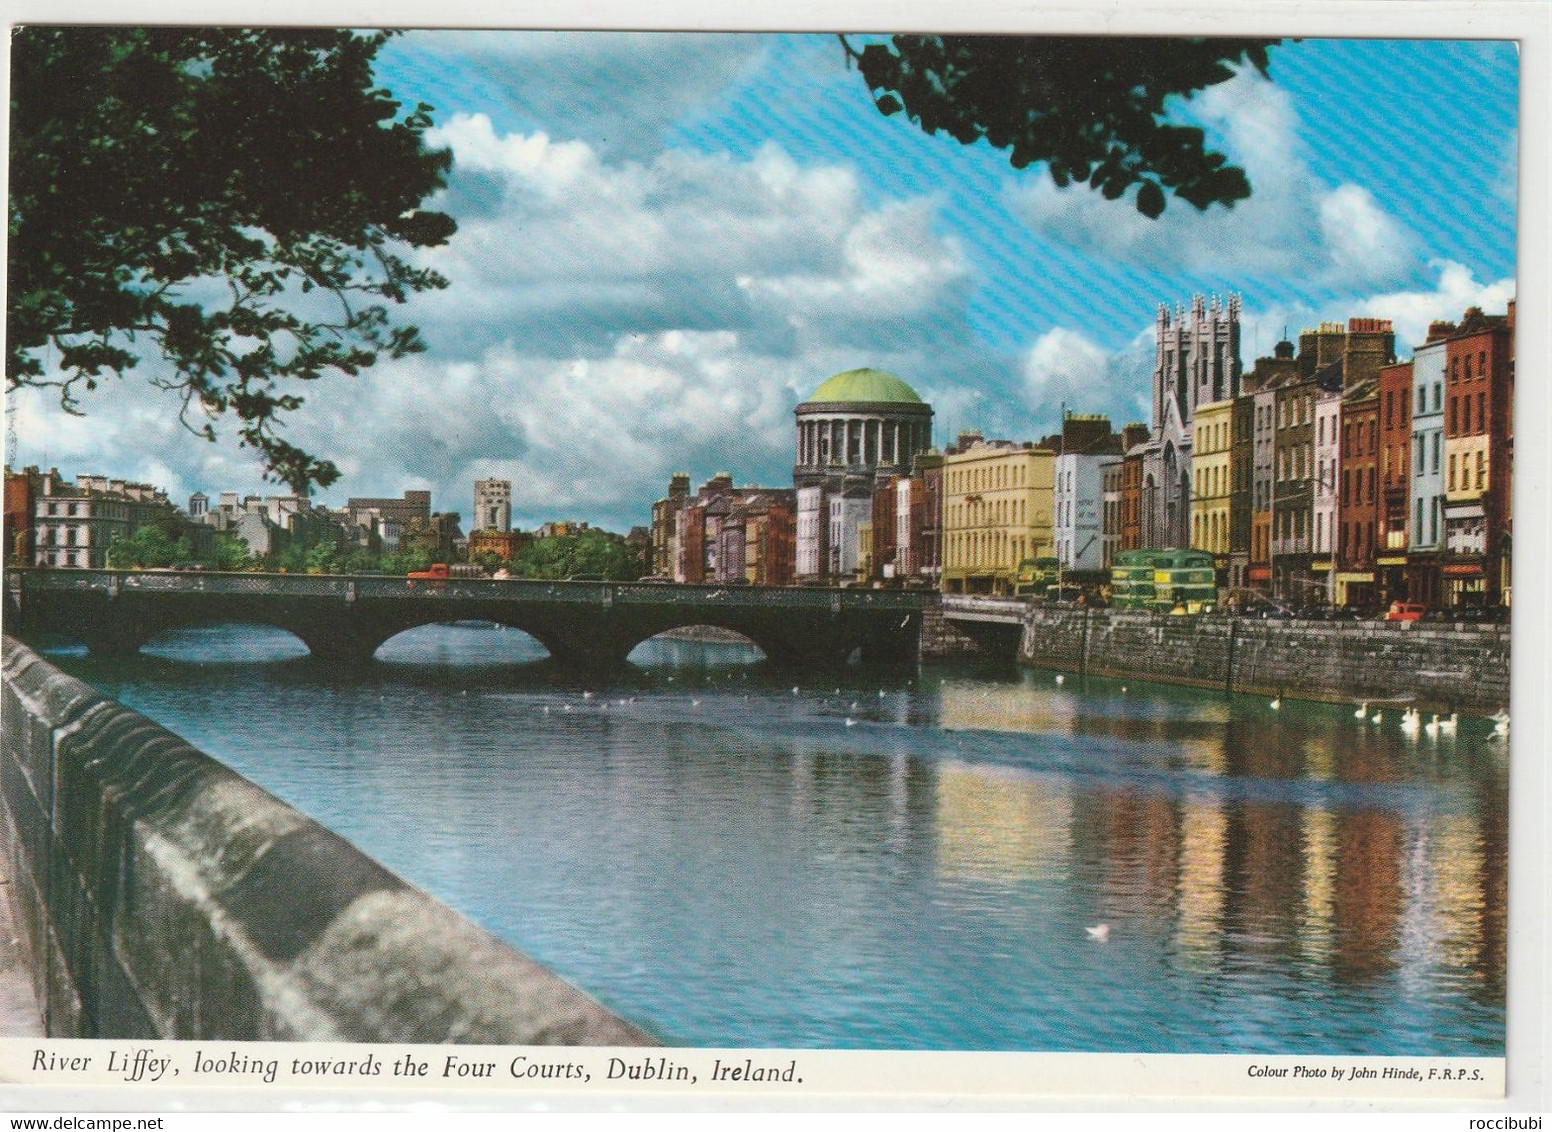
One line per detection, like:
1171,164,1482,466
41,623,1507,1055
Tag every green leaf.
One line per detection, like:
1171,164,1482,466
1136,181,1166,218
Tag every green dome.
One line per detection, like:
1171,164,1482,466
805,368,923,405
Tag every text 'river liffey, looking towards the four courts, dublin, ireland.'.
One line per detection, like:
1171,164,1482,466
0,14,1540,1112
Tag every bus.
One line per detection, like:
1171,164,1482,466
1013,557,1062,598
1109,549,1217,614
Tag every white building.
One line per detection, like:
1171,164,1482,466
1314,381,1342,563
473,479,512,532
1054,451,1120,573
792,368,933,583
32,471,178,569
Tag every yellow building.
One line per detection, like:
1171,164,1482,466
1191,399,1233,560
941,436,1054,594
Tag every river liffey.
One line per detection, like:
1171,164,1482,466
41,623,1507,1055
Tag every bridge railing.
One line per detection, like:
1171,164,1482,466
8,569,929,611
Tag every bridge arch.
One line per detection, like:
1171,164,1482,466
373,621,553,665
627,625,767,667
135,621,313,663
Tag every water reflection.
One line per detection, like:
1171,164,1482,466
38,624,1506,1054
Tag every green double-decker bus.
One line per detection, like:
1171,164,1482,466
1109,549,1217,613
1013,557,1061,598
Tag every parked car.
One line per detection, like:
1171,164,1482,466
1384,601,1426,622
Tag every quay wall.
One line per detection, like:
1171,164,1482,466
1015,609,1510,714
0,635,654,1044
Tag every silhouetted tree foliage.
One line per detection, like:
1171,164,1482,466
844,35,1281,217
8,27,456,493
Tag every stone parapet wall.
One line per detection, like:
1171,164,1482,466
1015,610,1509,714
0,636,654,1044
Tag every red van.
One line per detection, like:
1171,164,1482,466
1384,601,1426,622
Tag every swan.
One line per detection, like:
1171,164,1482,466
1355,702,1369,719
1437,713,1458,735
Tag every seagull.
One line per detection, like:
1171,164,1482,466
845,718,858,727
1355,701,1369,719
1120,685,1127,694
583,691,594,700
792,686,800,695
1055,674,1065,685
1085,924,1110,942
691,699,701,708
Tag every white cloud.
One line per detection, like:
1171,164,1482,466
14,114,981,530
1005,68,1416,288
1018,326,1155,432
1242,260,1516,360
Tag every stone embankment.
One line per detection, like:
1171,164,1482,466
1014,607,1510,715
0,635,655,1044
918,597,982,659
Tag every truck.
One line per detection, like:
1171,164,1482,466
406,563,485,588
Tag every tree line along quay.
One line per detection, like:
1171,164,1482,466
7,296,1514,630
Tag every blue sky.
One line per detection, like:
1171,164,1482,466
13,32,1519,532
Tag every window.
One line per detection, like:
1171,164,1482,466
1448,453,1457,491
1434,383,1442,412
1477,451,1486,490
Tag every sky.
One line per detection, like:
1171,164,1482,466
8,32,1520,533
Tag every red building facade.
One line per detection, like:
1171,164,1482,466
1441,305,1514,606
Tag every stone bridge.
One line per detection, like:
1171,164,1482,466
5,570,927,669
938,594,1029,659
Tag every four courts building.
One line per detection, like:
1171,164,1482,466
793,368,934,583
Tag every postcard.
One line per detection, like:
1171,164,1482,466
0,0,1546,1117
